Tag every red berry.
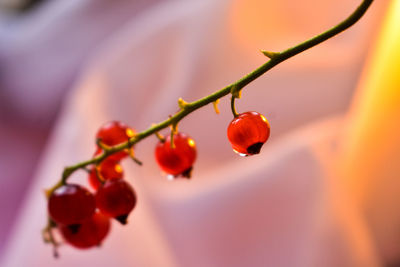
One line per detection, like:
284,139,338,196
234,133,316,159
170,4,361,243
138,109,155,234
48,184,95,226
95,180,137,224
155,132,197,178
60,212,111,249
227,111,270,156
88,160,124,190
96,121,135,160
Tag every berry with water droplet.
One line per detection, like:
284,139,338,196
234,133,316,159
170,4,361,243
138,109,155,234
227,111,270,156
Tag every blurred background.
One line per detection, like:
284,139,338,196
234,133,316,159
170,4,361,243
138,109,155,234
0,0,398,266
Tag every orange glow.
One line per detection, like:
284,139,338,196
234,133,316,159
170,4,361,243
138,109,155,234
229,0,283,50
341,0,400,260
228,0,342,52
343,0,400,199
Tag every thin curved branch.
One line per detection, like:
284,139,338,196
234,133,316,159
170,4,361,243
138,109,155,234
49,0,373,193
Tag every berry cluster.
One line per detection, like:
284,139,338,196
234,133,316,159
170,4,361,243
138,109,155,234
45,112,270,254
47,121,137,250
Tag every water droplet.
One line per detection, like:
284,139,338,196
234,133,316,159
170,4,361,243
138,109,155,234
166,174,175,181
233,149,248,157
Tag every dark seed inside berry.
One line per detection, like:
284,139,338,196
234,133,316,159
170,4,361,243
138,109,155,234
115,214,129,225
247,142,264,155
67,224,82,234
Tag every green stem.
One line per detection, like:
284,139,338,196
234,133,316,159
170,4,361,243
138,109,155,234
49,0,373,193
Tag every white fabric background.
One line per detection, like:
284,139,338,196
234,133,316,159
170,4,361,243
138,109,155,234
0,0,389,266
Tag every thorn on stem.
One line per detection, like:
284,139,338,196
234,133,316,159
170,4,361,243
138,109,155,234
213,99,220,114
178,98,189,110
129,149,143,166
260,50,279,59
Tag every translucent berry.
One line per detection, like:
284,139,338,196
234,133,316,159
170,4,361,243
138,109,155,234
60,212,110,249
48,184,95,226
227,111,270,156
154,132,197,178
95,180,137,224
96,121,135,160
88,159,124,190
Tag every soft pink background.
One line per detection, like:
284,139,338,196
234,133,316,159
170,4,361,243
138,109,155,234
0,0,391,266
